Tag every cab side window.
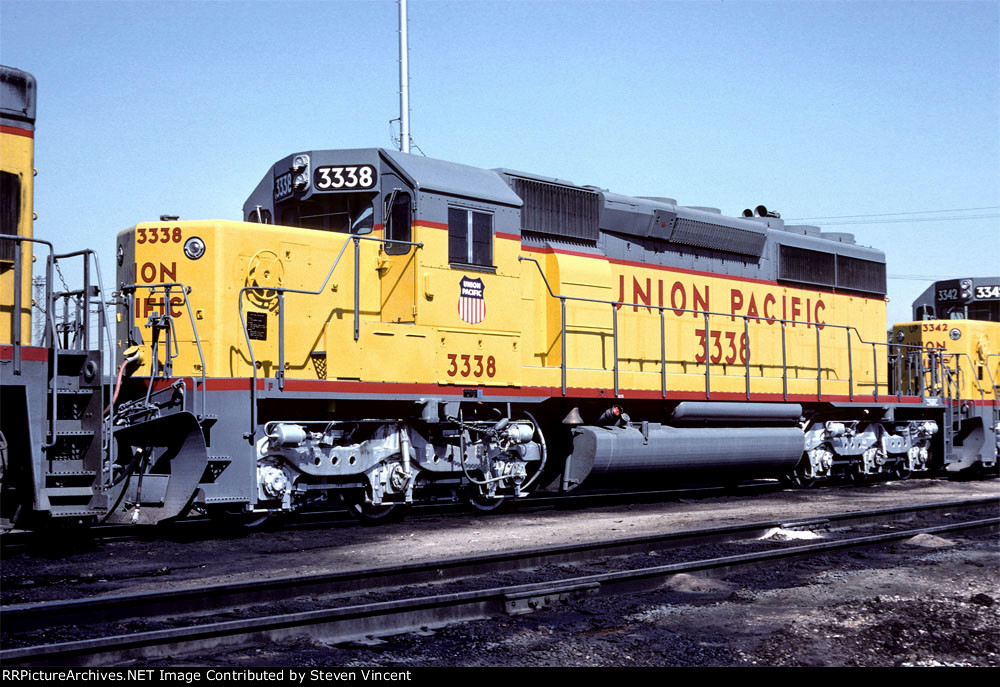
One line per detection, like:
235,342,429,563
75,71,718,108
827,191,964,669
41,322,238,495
247,207,272,224
384,191,411,255
448,207,493,267
1,171,21,262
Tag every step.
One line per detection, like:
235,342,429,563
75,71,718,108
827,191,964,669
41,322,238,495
203,456,232,482
47,505,104,518
54,419,100,435
53,374,100,391
54,349,89,359
45,462,96,476
44,487,97,498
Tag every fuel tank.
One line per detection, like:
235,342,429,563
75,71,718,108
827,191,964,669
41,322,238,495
560,423,805,490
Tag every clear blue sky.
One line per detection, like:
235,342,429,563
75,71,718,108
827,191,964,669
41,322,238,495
2,0,997,325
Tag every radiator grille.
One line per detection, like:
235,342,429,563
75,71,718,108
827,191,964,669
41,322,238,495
670,218,767,257
510,177,599,242
779,244,886,295
779,245,835,286
837,255,886,295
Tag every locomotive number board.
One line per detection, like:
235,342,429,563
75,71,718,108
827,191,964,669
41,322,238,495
974,284,1000,300
274,172,293,201
314,165,377,191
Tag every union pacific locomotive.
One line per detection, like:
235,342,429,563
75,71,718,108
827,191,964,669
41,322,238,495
1,64,997,528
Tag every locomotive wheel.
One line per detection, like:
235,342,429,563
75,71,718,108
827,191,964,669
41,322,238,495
206,506,272,531
891,463,913,481
464,487,510,514
848,466,875,486
784,460,818,489
341,493,406,524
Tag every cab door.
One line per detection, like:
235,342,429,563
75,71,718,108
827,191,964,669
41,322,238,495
379,185,417,323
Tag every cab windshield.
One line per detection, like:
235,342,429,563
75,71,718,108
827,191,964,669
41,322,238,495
278,193,375,234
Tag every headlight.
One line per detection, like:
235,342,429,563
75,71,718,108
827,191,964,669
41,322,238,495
184,236,206,260
292,154,311,191
895,330,904,342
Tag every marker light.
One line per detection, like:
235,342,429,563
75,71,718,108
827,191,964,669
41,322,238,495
184,236,206,260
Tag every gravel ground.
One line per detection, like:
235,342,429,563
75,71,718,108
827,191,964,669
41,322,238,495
141,526,999,668
2,477,998,666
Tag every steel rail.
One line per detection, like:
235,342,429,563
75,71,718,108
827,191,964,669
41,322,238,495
1,513,995,666
3,497,995,639
0,481,785,547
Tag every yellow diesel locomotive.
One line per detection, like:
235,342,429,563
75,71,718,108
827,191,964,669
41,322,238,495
892,278,1000,473
1,72,996,526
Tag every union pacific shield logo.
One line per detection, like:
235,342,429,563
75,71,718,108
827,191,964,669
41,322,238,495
458,276,485,324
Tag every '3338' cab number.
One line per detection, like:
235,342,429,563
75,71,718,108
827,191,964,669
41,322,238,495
314,165,377,191
274,172,293,201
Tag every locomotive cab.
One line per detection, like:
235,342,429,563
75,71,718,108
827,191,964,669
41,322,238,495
115,149,537,518
244,150,381,234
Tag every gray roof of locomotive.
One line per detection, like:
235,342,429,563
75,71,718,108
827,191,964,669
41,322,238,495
242,149,884,269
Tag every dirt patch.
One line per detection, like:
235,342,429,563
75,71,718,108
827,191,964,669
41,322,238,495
904,533,955,548
662,573,733,594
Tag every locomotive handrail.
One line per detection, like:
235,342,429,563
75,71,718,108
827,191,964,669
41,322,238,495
4,236,57,375
940,350,996,406
238,233,424,440
519,255,932,402
51,248,114,354
52,249,116,461
902,348,998,418
118,282,208,422
6,237,60,449
5,238,118,452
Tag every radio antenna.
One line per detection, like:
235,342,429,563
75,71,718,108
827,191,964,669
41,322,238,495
398,0,410,153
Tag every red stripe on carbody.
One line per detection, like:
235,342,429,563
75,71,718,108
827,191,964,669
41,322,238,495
0,124,34,138
193,375,927,405
0,345,48,362
520,245,884,302
520,244,605,260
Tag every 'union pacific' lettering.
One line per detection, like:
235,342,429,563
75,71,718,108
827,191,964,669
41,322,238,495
617,275,709,318
617,274,825,329
135,262,177,284
133,262,182,317
137,296,184,318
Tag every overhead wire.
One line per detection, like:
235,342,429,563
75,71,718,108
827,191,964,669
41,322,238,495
816,214,999,226
787,205,1000,221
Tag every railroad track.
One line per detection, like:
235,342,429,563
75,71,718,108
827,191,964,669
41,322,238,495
2,496,996,666
0,480,786,548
